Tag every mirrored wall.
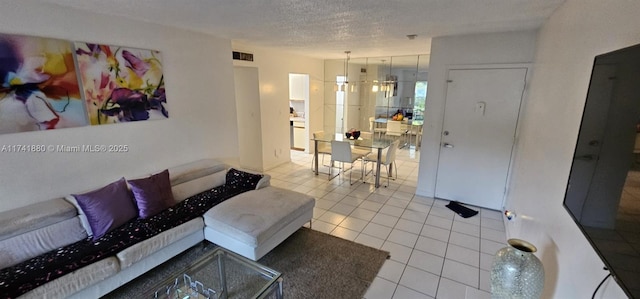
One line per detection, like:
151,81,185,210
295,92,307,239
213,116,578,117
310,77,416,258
323,54,429,136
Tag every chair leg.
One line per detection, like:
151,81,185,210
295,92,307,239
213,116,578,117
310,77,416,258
393,162,398,180
383,164,390,187
313,154,330,172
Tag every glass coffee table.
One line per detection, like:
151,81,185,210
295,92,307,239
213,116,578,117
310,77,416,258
146,247,282,299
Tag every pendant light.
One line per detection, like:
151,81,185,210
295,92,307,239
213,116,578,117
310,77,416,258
341,51,351,92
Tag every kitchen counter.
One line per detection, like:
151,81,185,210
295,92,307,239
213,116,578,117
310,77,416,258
290,116,306,122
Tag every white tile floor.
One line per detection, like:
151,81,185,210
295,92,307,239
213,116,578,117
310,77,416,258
266,148,506,299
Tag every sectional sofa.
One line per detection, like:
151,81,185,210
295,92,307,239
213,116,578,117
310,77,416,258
0,159,315,298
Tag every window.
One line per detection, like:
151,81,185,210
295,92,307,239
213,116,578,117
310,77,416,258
413,81,427,120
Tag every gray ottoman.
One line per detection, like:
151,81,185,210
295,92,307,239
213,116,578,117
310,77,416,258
203,186,315,261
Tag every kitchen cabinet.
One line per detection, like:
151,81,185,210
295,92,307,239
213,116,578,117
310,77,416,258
292,120,305,150
289,74,308,101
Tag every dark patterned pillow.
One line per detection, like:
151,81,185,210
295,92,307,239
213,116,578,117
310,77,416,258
225,168,263,190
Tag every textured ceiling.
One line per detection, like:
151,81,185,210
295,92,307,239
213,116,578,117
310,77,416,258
42,0,565,59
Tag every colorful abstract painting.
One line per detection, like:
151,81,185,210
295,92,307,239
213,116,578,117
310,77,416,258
0,34,86,134
74,43,167,125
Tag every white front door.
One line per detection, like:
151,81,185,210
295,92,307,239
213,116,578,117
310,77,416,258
435,68,527,210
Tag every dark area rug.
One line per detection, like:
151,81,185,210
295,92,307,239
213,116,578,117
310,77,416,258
104,227,389,299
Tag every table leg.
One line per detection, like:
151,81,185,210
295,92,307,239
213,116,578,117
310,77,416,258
375,148,382,188
314,140,319,175
276,277,284,299
218,252,228,299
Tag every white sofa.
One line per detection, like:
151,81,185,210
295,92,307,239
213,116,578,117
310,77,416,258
0,159,315,299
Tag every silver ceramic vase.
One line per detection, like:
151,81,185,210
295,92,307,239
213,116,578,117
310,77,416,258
490,238,544,299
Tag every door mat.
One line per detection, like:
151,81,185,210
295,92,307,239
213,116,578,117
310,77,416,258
446,201,479,218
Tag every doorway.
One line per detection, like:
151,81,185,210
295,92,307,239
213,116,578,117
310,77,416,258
435,67,527,210
288,73,309,153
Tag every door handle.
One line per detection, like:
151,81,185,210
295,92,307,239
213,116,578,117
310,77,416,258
443,143,454,148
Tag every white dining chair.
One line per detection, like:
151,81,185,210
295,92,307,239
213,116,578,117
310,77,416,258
311,131,331,171
359,131,372,140
363,139,399,187
369,117,386,138
386,120,407,145
351,132,372,157
406,124,422,148
330,140,365,185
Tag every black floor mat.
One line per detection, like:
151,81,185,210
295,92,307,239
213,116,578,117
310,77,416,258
446,201,479,218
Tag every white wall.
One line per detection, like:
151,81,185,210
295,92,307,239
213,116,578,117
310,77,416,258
232,43,324,170
0,2,238,211
416,30,538,197
505,1,640,298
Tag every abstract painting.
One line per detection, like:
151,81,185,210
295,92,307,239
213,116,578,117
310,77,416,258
0,34,86,134
74,43,167,125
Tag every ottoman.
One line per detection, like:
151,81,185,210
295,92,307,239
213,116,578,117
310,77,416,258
203,186,315,261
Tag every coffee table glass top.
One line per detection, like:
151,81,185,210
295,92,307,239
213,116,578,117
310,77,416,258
146,246,282,299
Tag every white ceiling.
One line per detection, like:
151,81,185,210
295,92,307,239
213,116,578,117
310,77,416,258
43,0,565,59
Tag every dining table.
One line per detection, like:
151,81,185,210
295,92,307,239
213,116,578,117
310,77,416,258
311,134,393,188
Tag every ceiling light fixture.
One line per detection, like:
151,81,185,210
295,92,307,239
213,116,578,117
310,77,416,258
407,34,418,40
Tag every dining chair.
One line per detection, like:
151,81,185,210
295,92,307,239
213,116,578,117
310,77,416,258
369,117,386,138
359,131,372,140
351,131,372,157
311,131,331,171
330,140,365,185
386,120,407,145
406,124,422,148
363,139,399,187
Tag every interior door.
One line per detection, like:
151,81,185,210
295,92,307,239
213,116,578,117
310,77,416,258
435,68,526,210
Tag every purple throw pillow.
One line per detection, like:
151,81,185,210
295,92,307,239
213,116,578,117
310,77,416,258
128,169,175,219
72,177,137,240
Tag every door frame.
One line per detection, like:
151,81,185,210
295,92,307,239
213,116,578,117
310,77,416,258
435,63,531,210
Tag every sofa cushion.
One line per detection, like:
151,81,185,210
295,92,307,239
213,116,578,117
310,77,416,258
117,218,204,269
0,217,87,269
0,198,77,242
19,256,119,299
128,169,175,219
203,187,315,247
64,195,94,236
169,159,227,186
72,177,138,240
172,171,226,202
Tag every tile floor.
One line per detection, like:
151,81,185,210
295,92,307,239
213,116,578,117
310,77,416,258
265,148,507,299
